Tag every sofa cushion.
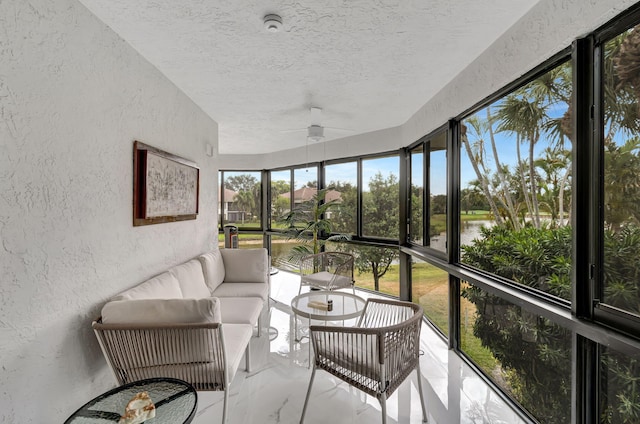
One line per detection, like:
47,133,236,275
222,323,253,382
198,250,226,293
169,259,211,299
124,323,252,384
101,297,222,325
212,282,269,301
221,248,268,284
111,271,182,301
218,297,263,326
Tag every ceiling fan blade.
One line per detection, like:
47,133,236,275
280,128,307,133
324,127,355,132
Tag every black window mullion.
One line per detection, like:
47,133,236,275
356,159,363,238
572,35,596,320
424,141,430,248
449,119,461,351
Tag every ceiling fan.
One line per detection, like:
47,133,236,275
281,107,353,142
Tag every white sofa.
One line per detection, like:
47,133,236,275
92,248,269,424
103,248,269,332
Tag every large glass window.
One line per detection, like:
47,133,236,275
270,170,291,229
461,281,572,423
600,344,640,423
601,23,640,320
270,233,298,270
326,242,399,296
410,145,424,244
294,166,318,195
324,161,358,235
410,132,447,253
337,244,399,297
460,60,573,301
220,171,262,229
411,258,448,336
429,132,447,253
362,155,399,239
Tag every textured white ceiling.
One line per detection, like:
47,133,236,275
78,0,540,154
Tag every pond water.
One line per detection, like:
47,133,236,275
461,220,495,246
428,220,495,251
266,219,496,267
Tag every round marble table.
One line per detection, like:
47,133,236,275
64,377,197,424
291,290,366,366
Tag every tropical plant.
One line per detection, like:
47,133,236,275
279,187,350,264
462,223,640,423
461,60,573,230
462,224,573,422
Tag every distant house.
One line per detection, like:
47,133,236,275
280,187,342,218
218,188,239,221
280,187,342,204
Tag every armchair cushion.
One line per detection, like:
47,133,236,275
198,250,226,293
169,259,211,298
301,272,352,288
111,271,182,301
221,248,268,284
313,330,380,380
101,297,222,325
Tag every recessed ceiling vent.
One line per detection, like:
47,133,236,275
264,14,283,32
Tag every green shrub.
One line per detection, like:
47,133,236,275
461,224,640,423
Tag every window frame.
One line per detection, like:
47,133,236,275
454,50,574,308
592,6,640,338
407,126,449,261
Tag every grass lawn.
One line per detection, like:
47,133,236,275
217,233,264,243
356,262,499,372
460,210,493,221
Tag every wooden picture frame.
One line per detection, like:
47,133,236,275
133,141,199,226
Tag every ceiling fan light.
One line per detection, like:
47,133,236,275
307,124,324,142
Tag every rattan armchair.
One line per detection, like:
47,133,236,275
298,251,355,295
300,298,428,424
92,319,252,424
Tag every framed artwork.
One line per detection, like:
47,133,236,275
133,141,199,226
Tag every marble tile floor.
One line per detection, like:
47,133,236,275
192,271,527,424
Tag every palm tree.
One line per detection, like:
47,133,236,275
494,61,573,228
496,93,547,228
461,120,505,225
535,147,571,225
235,190,254,224
280,187,350,263
485,106,521,228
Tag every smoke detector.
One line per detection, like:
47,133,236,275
263,14,283,32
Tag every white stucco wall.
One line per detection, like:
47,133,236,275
0,1,218,422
